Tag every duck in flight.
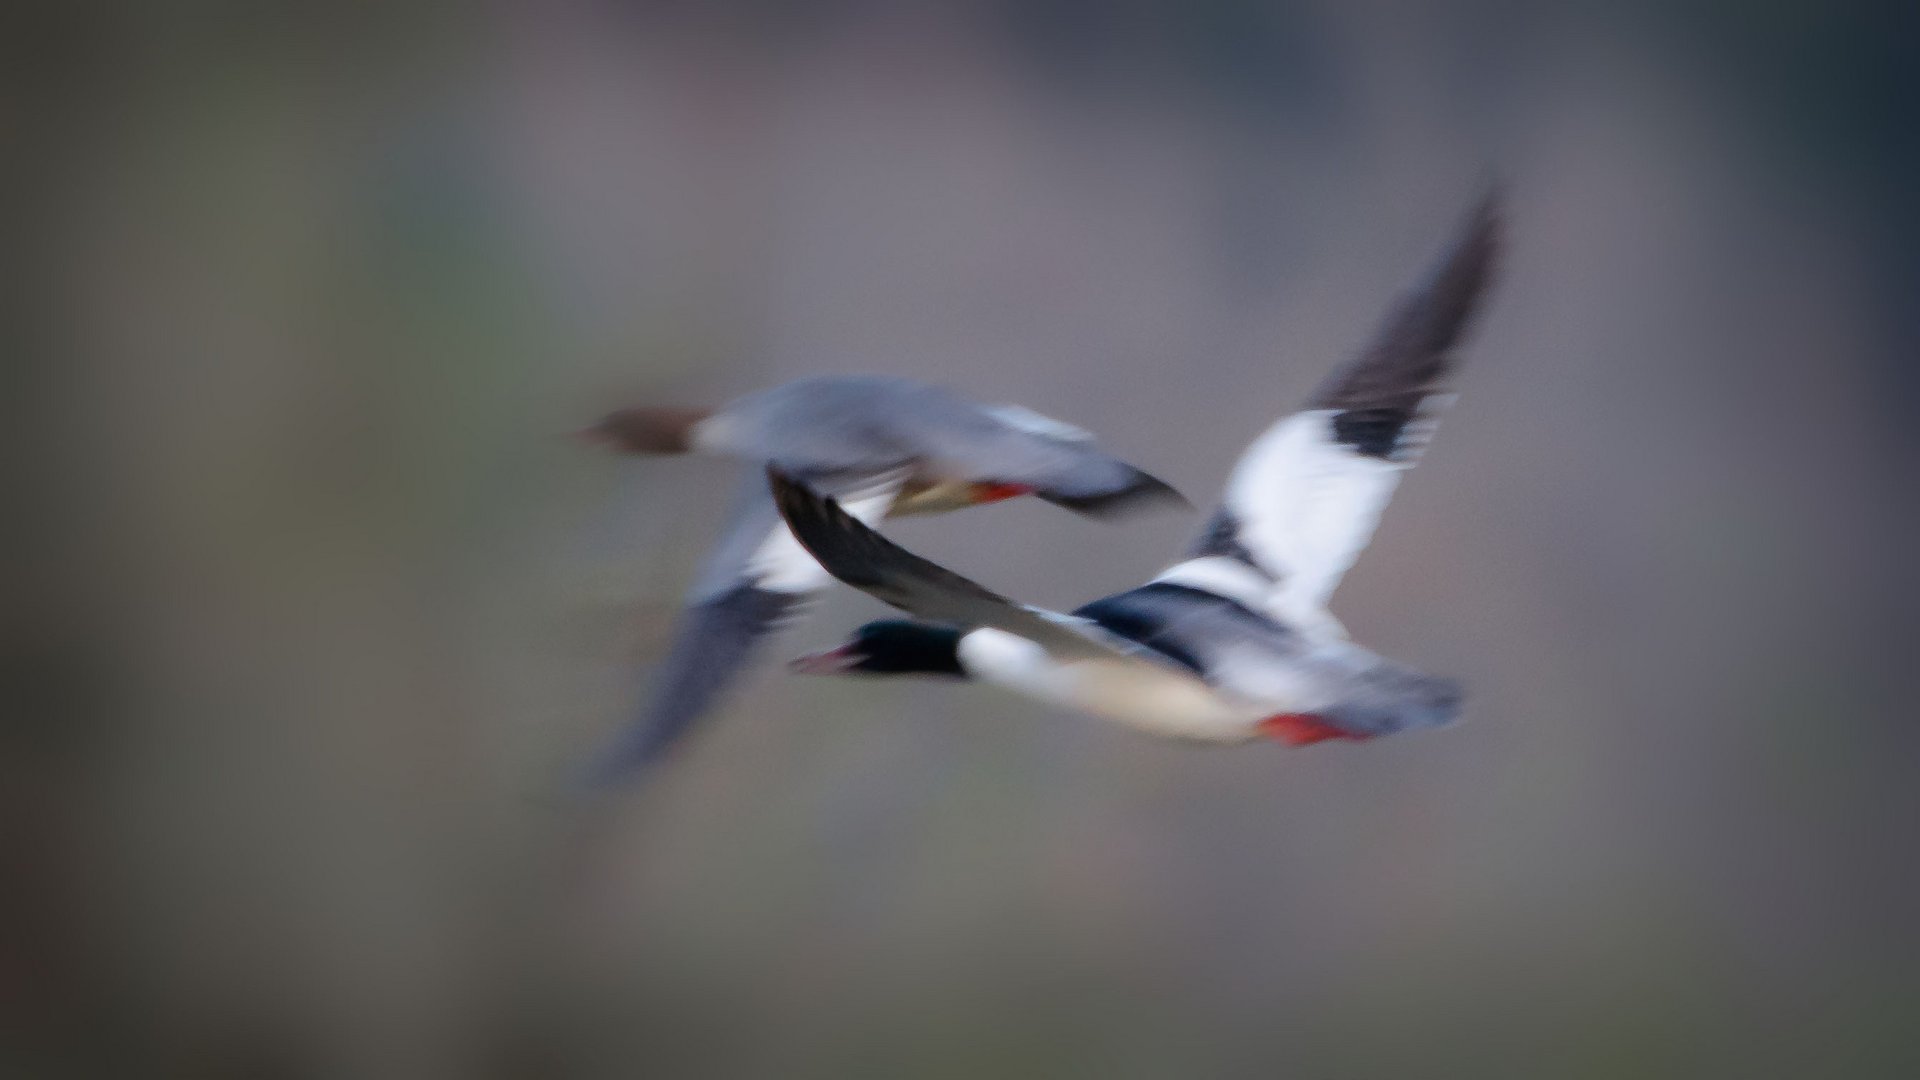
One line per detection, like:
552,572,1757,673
777,192,1501,747
577,375,1186,784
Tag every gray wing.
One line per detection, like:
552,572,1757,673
723,376,1187,518
577,579,802,787
899,390,1187,517
767,467,1122,660
577,468,899,787
1186,190,1502,616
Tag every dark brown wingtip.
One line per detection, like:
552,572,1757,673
1044,469,1192,520
1463,178,1506,233
1310,188,1505,418
1445,182,1505,313
765,463,802,508
1395,184,1504,358
1124,469,1194,512
765,465,824,537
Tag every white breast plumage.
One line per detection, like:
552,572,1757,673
955,628,1266,742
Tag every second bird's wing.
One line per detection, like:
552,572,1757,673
576,468,902,787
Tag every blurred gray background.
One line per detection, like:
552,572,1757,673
9,1,1918,1076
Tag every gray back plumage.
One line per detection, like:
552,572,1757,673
715,376,1183,512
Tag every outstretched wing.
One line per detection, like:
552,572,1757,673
576,469,900,787
767,467,1120,660
722,376,1188,519
1184,189,1502,624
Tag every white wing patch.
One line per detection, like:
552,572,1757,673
1224,409,1407,622
748,481,899,594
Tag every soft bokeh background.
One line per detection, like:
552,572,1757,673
10,2,1919,1077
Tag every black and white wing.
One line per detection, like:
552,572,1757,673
1180,190,1502,630
577,468,902,787
767,467,1123,662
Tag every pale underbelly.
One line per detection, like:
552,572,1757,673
958,630,1271,743
1056,660,1269,742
